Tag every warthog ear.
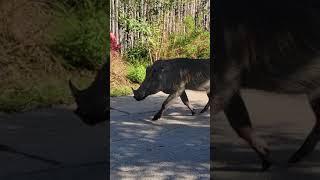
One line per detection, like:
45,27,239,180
69,80,80,98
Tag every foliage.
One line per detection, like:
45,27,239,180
123,15,209,63
110,86,133,97
162,15,209,58
56,0,108,9
0,75,93,112
127,62,147,84
119,16,152,35
50,0,108,70
146,22,163,61
168,29,210,58
119,14,155,63
0,0,107,111
124,42,150,64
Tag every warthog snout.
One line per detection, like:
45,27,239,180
69,79,107,126
132,87,146,101
68,63,108,125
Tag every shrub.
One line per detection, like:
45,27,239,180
167,16,210,59
110,86,132,97
50,0,108,70
124,43,150,64
56,0,107,9
127,63,146,84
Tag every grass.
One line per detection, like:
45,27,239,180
127,63,147,84
110,83,140,97
0,0,108,112
49,1,108,70
110,86,132,97
0,73,95,113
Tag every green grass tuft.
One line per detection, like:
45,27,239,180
110,86,133,97
126,63,146,84
49,0,108,70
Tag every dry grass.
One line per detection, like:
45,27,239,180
0,0,95,112
0,0,64,79
110,52,130,88
110,52,139,96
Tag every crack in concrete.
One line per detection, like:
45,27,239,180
111,138,128,142
111,108,158,117
131,110,158,115
158,127,181,136
110,107,130,115
0,144,61,166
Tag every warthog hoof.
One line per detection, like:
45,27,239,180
288,153,303,164
260,148,272,171
200,109,207,113
152,113,161,121
261,159,272,171
191,109,196,116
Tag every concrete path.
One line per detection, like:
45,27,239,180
213,90,320,180
0,106,107,180
110,90,210,179
4,89,317,179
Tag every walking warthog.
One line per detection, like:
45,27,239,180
69,63,108,125
212,1,320,170
132,58,210,120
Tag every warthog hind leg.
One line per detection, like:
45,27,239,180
200,92,211,113
224,93,272,171
180,91,196,115
152,89,184,120
288,98,320,163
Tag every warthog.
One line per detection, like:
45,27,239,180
69,63,108,125
212,1,320,170
132,58,210,120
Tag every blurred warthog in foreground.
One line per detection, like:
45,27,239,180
212,1,320,170
132,58,210,120
69,63,108,125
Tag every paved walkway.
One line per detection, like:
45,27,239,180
3,90,317,179
0,106,107,180
213,90,320,180
110,90,210,179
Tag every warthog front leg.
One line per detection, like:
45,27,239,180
288,98,320,163
180,91,196,115
224,93,272,171
200,92,211,113
152,89,184,121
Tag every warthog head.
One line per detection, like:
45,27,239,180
69,64,108,125
132,60,168,101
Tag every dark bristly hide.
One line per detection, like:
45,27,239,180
69,63,108,125
133,58,210,120
212,0,320,170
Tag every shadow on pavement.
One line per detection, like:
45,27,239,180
212,91,320,180
111,91,210,179
0,106,107,180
